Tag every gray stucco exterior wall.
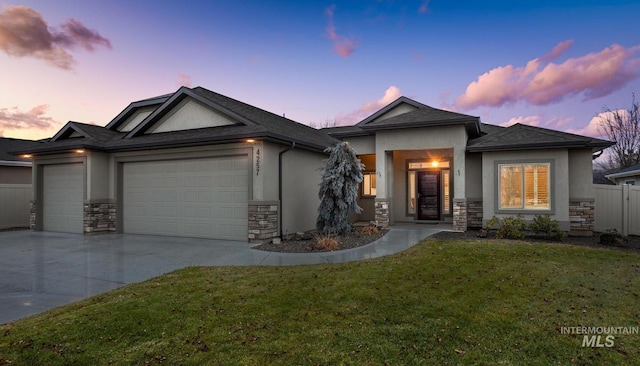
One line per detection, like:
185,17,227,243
281,148,325,236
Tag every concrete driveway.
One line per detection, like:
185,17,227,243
0,224,445,324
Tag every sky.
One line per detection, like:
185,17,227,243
1,0,639,142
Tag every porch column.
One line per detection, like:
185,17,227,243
374,150,393,227
452,145,467,231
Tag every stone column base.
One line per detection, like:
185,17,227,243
83,200,117,234
248,201,279,242
453,198,467,232
374,199,390,228
29,200,36,230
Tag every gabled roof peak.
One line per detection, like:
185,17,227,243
123,86,256,138
353,95,482,137
50,121,92,141
105,92,172,131
356,96,430,126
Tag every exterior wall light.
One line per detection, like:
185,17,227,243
431,160,439,167
22,154,32,158
74,149,85,154
246,139,256,143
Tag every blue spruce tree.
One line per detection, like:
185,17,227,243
316,142,364,235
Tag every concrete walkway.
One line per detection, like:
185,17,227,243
0,224,447,324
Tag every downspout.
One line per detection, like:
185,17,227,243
278,141,296,238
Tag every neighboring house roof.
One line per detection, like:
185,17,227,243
13,87,339,155
604,162,640,181
594,169,617,185
325,96,483,138
0,137,40,166
466,123,613,152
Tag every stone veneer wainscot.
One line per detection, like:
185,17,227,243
83,201,117,233
374,199,390,228
452,198,467,231
248,201,279,242
569,199,595,236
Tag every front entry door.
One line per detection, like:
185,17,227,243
417,170,440,220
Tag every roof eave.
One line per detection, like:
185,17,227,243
91,132,334,154
605,171,640,180
324,129,372,138
361,118,481,137
11,142,104,155
467,141,612,153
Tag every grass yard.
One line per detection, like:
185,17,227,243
1,238,639,365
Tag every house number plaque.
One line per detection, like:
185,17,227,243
255,148,260,175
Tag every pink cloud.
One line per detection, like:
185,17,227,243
419,0,430,14
539,39,573,62
0,5,111,69
0,105,59,132
566,110,626,138
325,5,358,57
336,86,402,125
176,73,193,88
455,41,640,110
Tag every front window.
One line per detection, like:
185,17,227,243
362,172,376,196
499,163,550,210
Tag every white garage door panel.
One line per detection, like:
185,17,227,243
43,164,83,233
123,156,248,240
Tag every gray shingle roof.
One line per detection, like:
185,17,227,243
467,123,613,152
14,87,339,155
322,125,370,138
604,163,640,180
360,107,482,137
613,162,640,174
326,96,483,138
0,137,42,162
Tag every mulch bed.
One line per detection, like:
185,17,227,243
255,227,640,254
254,228,386,253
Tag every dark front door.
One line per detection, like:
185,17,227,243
417,170,440,220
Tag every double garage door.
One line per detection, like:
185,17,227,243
41,156,248,240
122,156,248,240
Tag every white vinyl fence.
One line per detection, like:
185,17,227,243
594,184,640,236
0,184,31,229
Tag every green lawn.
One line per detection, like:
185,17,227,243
1,238,639,365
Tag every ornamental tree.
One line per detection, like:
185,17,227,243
316,142,364,235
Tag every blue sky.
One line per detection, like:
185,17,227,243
1,0,639,140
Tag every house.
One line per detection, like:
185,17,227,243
325,97,612,236
0,138,39,229
14,87,613,240
604,163,640,185
13,87,337,241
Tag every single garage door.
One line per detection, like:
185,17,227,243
123,156,248,240
43,163,84,233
